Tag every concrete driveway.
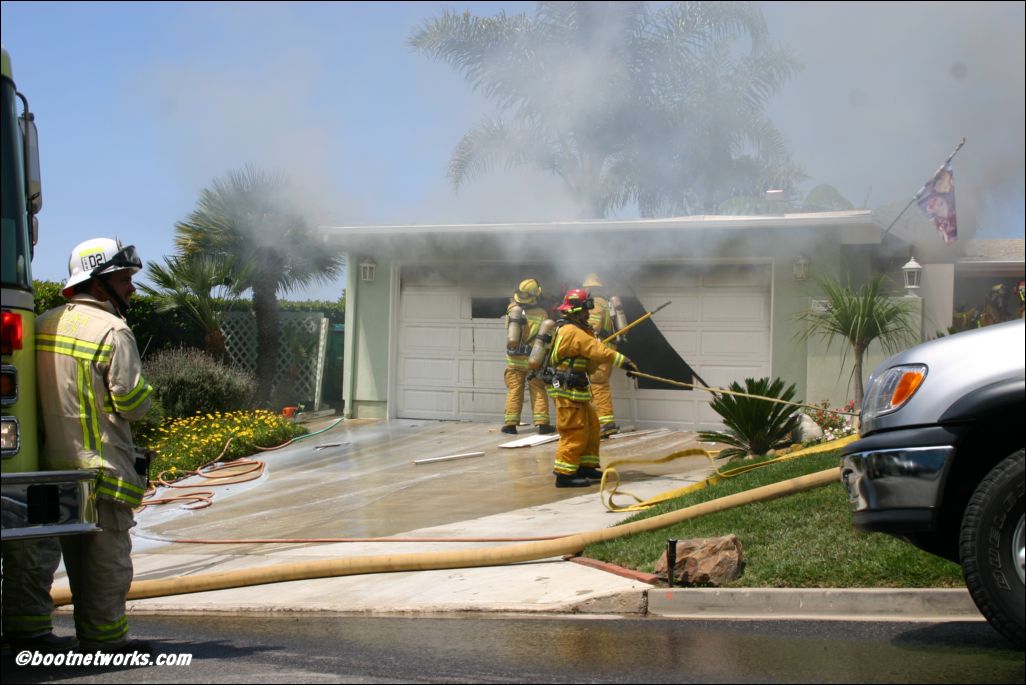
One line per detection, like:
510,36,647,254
49,418,980,620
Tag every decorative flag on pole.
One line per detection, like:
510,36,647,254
915,163,958,244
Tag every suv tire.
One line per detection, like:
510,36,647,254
959,449,1025,648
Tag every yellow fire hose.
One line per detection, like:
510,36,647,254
51,466,840,607
599,435,859,512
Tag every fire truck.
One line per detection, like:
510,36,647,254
1,46,97,539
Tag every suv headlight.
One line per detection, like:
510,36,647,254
862,364,927,420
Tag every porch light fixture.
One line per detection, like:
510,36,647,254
792,254,810,282
902,256,923,297
360,257,376,283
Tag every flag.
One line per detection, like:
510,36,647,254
915,163,957,244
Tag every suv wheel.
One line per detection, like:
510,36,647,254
959,449,1025,647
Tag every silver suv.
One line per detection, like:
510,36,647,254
840,318,1024,647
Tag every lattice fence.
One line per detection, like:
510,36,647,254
222,311,329,410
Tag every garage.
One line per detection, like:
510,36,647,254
394,261,773,431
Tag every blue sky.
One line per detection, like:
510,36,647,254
3,1,1023,301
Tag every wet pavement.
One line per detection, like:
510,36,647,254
47,417,986,620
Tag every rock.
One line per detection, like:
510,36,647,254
653,534,745,586
794,414,824,442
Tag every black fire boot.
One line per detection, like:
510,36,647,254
555,473,592,488
501,425,518,435
576,466,604,481
537,424,555,435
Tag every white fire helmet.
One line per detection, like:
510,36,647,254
62,238,142,297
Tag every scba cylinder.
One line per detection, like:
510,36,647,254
528,319,556,370
506,305,525,348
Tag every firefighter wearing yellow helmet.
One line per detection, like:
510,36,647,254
581,273,626,437
501,278,553,435
544,288,638,487
19,237,155,652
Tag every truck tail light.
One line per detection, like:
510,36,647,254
1,416,20,455
1,310,24,356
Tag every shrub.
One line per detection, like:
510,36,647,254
804,399,857,443
144,347,256,419
698,377,802,460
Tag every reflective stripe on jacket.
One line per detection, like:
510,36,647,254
36,294,153,506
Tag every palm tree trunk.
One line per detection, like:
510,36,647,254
853,344,866,409
252,280,280,408
204,328,228,364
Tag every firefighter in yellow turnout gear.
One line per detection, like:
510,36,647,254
501,279,553,435
26,238,153,653
581,273,626,438
545,288,638,487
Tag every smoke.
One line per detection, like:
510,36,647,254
762,1,1025,241
109,2,1025,299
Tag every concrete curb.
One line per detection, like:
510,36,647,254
643,587,985,621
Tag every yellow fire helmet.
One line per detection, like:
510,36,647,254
582,273,603,289
514,278,542,304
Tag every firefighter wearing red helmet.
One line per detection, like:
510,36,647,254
545,287,638,487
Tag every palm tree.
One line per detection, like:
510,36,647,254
409,1,803,218
796,275,920,409
173,166,344,406
140,254,245,362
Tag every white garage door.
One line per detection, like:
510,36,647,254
394,263,772,430
395,272,508,422
626,263,772,431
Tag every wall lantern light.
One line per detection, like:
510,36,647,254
792,254,810,282
360,257,377,283
902,256,923,297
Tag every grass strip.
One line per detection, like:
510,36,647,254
585,450,964,588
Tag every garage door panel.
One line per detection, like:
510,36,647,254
701,295,767,322
700,330,770,357
469,327,506,353
459,390,506,414
403,389,455,415
402,291,461,320
700,364,771,388
401,357,456,384
402,324,459,352
471,360,506,388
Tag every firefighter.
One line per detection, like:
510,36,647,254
545,288,638,487
501,278,553,435
31,238,153,653
581,273,626,438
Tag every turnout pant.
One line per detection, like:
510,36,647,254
552,396,601,475
1,537,61,638
503,366,550,426
60,499,136,646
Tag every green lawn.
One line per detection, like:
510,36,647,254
585,450,965,588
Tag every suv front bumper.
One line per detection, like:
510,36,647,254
840,425,961,534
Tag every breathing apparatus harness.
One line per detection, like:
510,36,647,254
536,317,591,391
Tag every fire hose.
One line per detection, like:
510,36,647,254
51,466,839,606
